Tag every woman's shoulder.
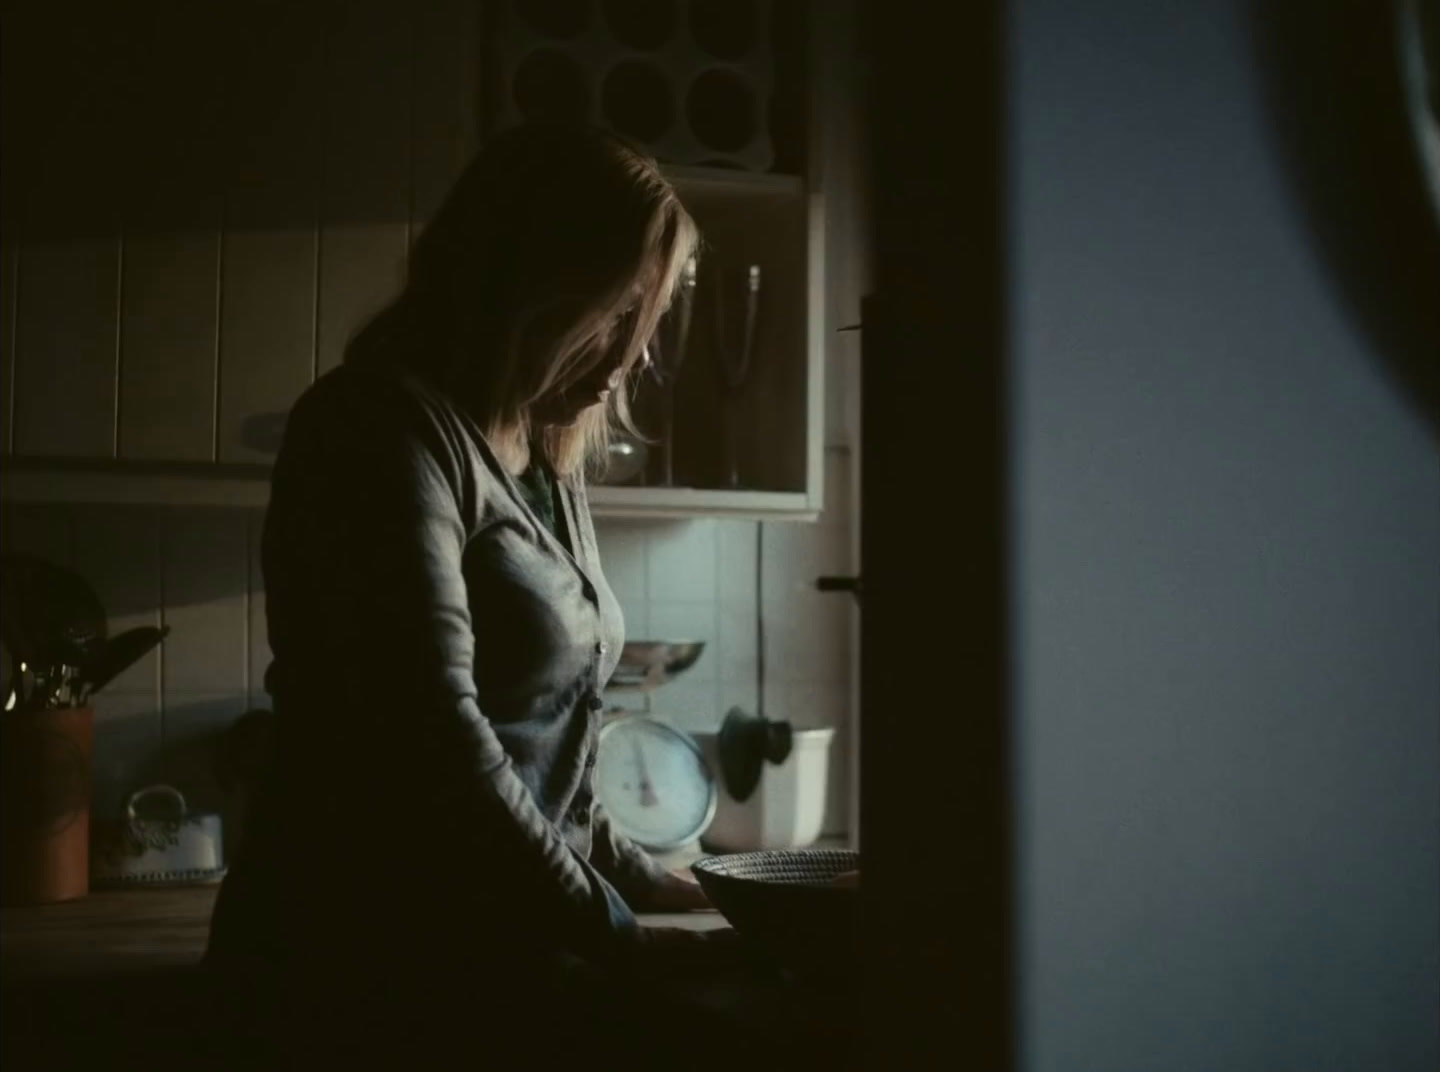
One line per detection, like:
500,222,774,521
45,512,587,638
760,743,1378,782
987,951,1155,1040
286,360,486,470
277,362,504,527
292,360,453,432
280,363,469,485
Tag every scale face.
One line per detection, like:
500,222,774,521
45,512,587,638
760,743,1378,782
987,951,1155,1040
594,716,716,851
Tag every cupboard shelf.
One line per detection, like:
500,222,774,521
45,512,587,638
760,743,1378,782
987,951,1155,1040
588,484,817,521
1,462,272,509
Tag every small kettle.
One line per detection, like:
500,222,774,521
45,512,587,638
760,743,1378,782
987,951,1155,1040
717,707,793,803
90,785,226,887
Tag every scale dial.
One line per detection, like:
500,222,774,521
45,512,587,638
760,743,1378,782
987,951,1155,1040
594,716,716,851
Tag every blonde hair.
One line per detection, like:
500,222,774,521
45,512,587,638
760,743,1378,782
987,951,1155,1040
346,124,699,478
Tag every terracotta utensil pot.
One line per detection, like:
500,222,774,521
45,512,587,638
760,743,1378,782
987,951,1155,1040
1,705,94,905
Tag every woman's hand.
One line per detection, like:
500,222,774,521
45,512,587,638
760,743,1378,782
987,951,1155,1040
645,868,713,912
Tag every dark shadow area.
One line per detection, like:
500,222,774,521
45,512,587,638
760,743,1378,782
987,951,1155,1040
117,695,249,817
1,1,342,241
0,502,257,617
1250,0,1440,439
858,0,1011,1066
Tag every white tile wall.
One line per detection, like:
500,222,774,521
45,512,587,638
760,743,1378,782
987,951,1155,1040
72,505,162,694
90,692,163,819
160,509,248,696
595,451,857,835
1,457,857,836
645,521,719,604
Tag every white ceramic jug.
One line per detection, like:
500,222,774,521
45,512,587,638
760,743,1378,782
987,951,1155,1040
692,725,834,851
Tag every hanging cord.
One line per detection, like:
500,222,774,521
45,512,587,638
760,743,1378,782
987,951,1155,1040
756,522,766,719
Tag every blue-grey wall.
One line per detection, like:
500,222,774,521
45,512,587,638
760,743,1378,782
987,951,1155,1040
1010,2,1440,1069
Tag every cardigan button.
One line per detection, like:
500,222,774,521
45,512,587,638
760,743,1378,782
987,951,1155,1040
585,691,604,712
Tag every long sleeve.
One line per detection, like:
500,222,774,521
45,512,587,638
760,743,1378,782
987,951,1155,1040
263,370,640,961
590,804,675,909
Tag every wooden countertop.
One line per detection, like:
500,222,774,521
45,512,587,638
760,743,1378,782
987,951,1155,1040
0,884,727,983
1,851,856,1068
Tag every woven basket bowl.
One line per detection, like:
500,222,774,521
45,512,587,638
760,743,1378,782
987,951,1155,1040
691,849,859,978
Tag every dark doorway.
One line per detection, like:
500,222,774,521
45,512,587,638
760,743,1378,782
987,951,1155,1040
858,1,1013,1066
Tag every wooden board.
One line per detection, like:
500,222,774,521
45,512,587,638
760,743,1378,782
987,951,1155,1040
0,886,222,981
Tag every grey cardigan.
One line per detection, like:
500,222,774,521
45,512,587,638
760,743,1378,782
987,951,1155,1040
206,359,669,974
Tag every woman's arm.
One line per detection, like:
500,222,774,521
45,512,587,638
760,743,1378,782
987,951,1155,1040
590,806,711,911
268,372,639,960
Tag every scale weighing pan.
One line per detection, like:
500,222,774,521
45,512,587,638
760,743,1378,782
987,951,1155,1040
608,641,705,691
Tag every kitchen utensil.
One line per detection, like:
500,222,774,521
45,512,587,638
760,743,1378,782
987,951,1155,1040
594,715,716,850
77,627,169,700
600,434,650,485
4,650,36,713
0,553,108,673
33,663,83,710
714,263,762,489
489,1,780,172
90,784,226,888
0,705,94,905
1,556,169,712
690,848,860,979
694,720,834,852
657,256,698,486
607,640,706,691
716,706,792,803
2,636,17,712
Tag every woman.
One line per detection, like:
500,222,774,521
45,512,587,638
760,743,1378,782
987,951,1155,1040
205,124,788,1068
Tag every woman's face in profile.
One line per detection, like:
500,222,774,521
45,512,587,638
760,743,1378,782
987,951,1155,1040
526,295,649,427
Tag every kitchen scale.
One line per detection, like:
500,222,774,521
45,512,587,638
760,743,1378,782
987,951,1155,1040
596,643,807,853
594,640,716,851
594,715,716,851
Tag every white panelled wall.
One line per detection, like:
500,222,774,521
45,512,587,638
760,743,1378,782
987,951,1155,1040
0,448,855,837
0,1,474,466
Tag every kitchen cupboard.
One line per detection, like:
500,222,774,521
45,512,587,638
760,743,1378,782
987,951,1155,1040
0,1,828,521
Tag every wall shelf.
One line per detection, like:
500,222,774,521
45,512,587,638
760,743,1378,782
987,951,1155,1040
1,463,272,509
588,484,817,521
